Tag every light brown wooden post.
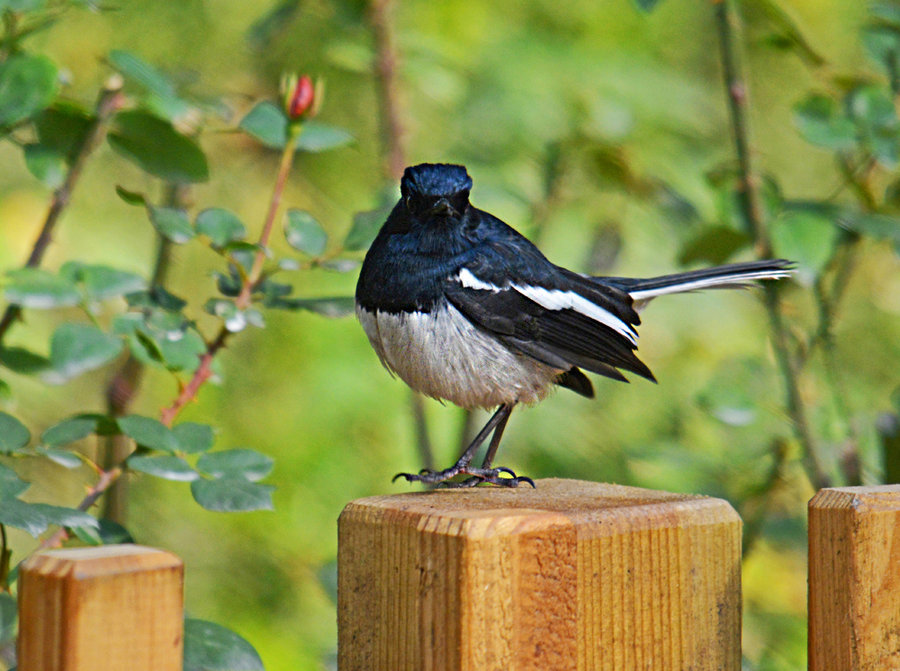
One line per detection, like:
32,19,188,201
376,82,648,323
18,544,184,671
338,478,742,670
808,485,900,671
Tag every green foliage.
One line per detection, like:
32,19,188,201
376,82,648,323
109,111,209,183
1,0,898,668
184,618,265,671
284,209,327,256
0,53,57,128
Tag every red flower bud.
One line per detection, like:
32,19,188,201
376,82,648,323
288,75,315,120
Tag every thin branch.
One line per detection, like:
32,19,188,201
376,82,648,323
714,0,831,490
40,120,301,549
370,0,406,181
0,78,125,345
102,184,185,522
369,0,436,472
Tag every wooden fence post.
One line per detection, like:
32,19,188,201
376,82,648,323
17,544,184,671
338,478,742,670
808,485,900,671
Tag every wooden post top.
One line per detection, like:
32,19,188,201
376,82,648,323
21,545,182,579
341,478,739,536
339,478,743,671
810,484,900,510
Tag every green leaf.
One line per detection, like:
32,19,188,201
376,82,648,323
0,411,30,454
190,476,275,512
0,346,50,375
285,209,327,255
3,268,80,308
344,207,388,252
195,208,247,247
848,86,900,167
138,329,206,373
35,446,82,469
266,296,355,318
46,323,123,384
862,25,900,75
34,103,93,163
0,592,15,646
108,49,193,123
839,212,900,243
0,378,9,401
677,226,752,266
197,449,273,482
183,618,265,671
81,265,147,301
246,0,302,49
117,414,179,453
70,517,135,546
108,110,209,183
0,463,29,498
149,206,195,243
172,422,215,454
115,185,148,206
41,415,97,446
296,122,354,152
238,100,287,149
770,210,840,275
0,498,97,537
128,454,198,481
205,299,247,332
23,143,65,188
0,53,58,128
793,95,857,151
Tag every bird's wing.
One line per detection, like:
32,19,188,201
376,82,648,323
444,258,655,383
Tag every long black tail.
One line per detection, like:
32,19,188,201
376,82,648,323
604,259,794,304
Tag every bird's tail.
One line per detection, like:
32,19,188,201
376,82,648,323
604,259,794,306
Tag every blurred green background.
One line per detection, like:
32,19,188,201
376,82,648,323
2,0,899,669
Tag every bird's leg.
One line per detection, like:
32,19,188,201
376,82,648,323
393,403,533,487
480,401,514,469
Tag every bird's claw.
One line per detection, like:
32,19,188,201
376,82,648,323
394,465,535,488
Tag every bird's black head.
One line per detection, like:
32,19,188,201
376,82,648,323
400,163,473,221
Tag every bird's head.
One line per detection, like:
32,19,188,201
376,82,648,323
400,163,472,222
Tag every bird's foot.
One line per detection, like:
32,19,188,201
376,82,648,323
393,465,535,488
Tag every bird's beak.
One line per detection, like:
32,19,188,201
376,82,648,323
429,197,456,218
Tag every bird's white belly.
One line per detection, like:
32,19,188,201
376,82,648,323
357,304,559,409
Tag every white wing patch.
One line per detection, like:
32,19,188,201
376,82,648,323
456,268,638,345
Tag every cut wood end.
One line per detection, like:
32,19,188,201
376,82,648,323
21,544,183,579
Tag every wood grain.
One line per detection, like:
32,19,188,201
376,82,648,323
808,485,900,671
338,478,742,670
18,544,184,671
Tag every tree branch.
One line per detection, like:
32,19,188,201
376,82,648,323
0,78,125,345
714,0,831,490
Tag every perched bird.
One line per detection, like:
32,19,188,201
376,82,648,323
356,163,793,487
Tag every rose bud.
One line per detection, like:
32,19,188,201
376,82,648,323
286,75,315,120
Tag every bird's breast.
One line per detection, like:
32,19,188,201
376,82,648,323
356,302,559,410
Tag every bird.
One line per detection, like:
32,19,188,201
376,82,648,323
355,163,793,488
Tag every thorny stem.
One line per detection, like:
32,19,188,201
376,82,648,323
369,0,435,471
0,79,125,346
40,124,302,549
714,0,831,491
160,127,300,428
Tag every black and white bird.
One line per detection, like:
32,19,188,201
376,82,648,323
356,163,793,487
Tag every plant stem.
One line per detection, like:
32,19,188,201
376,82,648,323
369,0,436,471
102,184,184,523
714,0,830,490
0,78,125,346
39,124,300,549
161,130,300,427
370,0,407,181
